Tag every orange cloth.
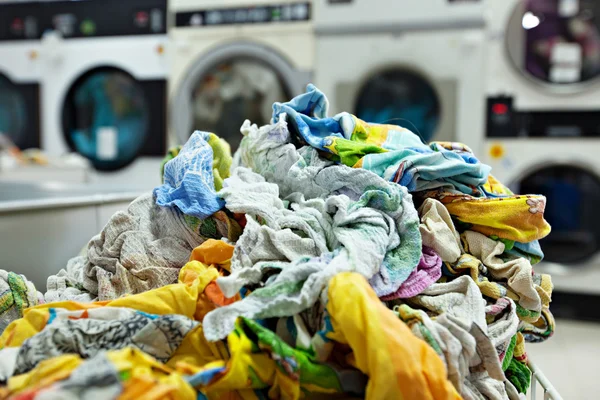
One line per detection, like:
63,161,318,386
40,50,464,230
185,239,240,319
189,239,235,272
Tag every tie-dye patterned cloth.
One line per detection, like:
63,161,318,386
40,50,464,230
272,84,491,194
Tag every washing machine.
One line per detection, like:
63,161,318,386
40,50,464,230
315,0,485,35
483,0,600,296
40,0,168,188
314,0,487,147
169,0,314,152
0,1,42,152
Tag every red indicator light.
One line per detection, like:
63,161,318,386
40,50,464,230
136,11,149,25
492,103,509,115
11,18,24,30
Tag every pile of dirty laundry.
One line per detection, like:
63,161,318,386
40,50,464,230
0,85,553,400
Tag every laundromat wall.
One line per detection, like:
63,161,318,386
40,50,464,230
1,1,600,314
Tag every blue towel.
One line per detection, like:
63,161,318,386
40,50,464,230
154,131,224,219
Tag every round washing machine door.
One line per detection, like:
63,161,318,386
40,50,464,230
172,42,306,152
62,67,151,171
0,73,39,150
513,164,600,265
506,0,600,89
354,69,442,144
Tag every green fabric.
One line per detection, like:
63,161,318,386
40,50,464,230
240,318,344,391
502,335,517,371
0,272,33,315
516,304,540,322
329,138,387,167
505,358,531,394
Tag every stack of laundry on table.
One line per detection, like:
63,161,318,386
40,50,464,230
0,85,554,400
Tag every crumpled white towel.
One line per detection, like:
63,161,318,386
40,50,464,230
398,277,517,400
409,276,488,330
407,277,511,397
203,164,421,341
463,230,542,314
418,198,463,263
45,193,203,302
238,115,423,295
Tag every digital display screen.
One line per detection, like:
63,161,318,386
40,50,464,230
175,2,311,27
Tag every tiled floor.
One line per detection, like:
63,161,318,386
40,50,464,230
526,319,600,400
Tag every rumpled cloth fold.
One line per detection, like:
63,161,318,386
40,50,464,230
154,131,231,219
45,193,204,302
325,272,461,400
202,164,421,341
463,230,551,322
1,348,197,400
398,277,520,399
0,270,44,333
182,316,367,399
0,307,198,378
380,245,442,300
2,261,230,367
418,198,464,263
417,188,551,243
272,84,491,194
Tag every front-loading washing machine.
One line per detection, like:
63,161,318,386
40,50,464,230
315,0,485,35
482,0,600,297
314,0,487,147
40,0,168,188
169,0,314,152
0,1,42,152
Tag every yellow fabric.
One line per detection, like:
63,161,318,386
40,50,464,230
207,133,232,192
167,323,228,369
199,334,273,396
189,239,235,271
482,174,514,196
325,272,461,400
349,116,405,148
427,191,551,243
4,348,206,400
536,275,553,312
0,262,222,349
178,317,347,400
7,354,82,395
174,363,258,400
181,239,240,320
512,333,528,364
106,348,196,400
7,348,197,400
443,254,517,303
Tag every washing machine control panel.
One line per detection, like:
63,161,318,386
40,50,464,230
39,0,167,38
175,2,311,27
0,2,41,41
486,96,600,138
